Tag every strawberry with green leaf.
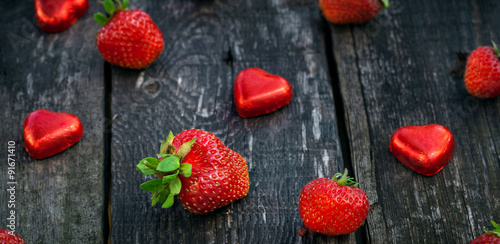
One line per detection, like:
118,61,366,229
319,0,389,24
470,220,500,244
137,129,250,214
94,0,164,69
464,42,500,98
299,169,369,235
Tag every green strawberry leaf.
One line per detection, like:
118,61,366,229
381,0,389,8
160,132,175,155
136,161,155,175
162,193,174,208
140,178,165,192
151,190,161,206
176,137,197,160
141,157,160,169
162,171,179,184
492,41,500,57
94,13,108,26
487,220,500,237
103,0,116,15
159,188,169,204
156,153,171,158
491,220,500,230
157,156,180,172
333,169,359,187
122,0,129,9
180,163,192,177
169,177,182,195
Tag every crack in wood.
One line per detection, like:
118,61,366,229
103,61,112,244
321,16,369,244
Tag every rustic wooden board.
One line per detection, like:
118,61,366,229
0,1,106,243
330,0,500,243
110,0,353,243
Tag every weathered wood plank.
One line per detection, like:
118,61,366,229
330,0,500,243
110,0,351,243
0,1,106,243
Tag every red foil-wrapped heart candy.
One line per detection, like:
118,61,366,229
390,124,454,176
23,109,84,159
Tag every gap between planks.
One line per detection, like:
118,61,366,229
103,61,113,244
320,17,369,244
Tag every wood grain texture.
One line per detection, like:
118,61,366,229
0,1,106,243
330,0,500,243
110,0,352,243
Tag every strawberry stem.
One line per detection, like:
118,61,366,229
483,220,500,238
137,132,197,208
333,169,359,187
94,0,129,26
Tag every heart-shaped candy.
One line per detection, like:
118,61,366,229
35,0,89,33
390,124,454,176
23,109,84,159
233,68,293,118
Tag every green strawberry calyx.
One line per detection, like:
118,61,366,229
333,169,359,187
136,132,197,209
492,41,500,58
381,0,390,9
483,220,500,238
94,0,130,26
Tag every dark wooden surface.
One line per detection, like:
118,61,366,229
1,0,500,243
110,0,351,243
331,1,500,243
0,0,107,243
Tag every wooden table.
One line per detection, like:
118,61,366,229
1,0,499,243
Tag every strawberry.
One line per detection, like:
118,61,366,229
0,229,25,244
299,169,369,235
464,42,500,98
137,129,250,214
470,220,500,244
94,0,164,69
319,0,389,24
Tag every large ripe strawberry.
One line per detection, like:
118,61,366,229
0,229,25,244
470,220,500,244
137,129,250,214
464,42,500,98
94,0,164,69
299,169,369,235
319,0,389,24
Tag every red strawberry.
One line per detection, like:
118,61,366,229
464,42,500,98
94,0,164,69
470,220,500,244
137,129,249,214
319,0,389,24
0,229,25,244
299,169,369,235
